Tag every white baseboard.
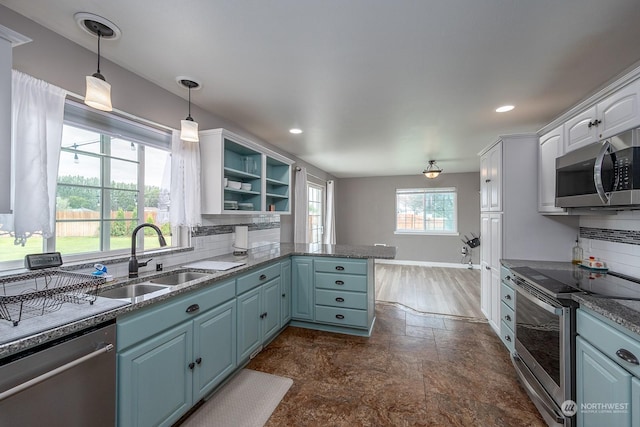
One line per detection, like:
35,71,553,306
376,259,480,270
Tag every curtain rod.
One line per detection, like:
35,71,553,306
295,166,326,182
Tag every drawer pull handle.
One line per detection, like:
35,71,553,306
186,304,200,313
335,297,345,302
335,280,345,285
259,274,267,280
335,266,345,271
616,348,639,365
188,362,195,370
196,357,202,365
504,315,511,322
336,314,345,319
505,335,511,342
505,294,512,301
505,275,511,281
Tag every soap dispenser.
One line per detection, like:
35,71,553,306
572,236,583,265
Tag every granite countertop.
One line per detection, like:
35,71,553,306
0,243,396,359
502,258,640,337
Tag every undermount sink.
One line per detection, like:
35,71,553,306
99,283,169,299
149,271,210,286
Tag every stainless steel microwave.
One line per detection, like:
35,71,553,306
555,128,640,208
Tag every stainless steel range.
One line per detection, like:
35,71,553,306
508,266,640,427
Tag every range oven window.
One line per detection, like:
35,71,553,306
516,290,561,388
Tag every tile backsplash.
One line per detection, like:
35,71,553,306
579,211,640,277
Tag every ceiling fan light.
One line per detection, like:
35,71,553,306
180,118,199,142
84,74,112,111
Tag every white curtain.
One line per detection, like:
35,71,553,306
0,71,66,243
323,179,336,244
170,129,202,228
294,167,308,243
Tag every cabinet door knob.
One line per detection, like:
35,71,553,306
259,274,267,280
485,266,491,270
504,314,511,322
335,297,345,302
335,314,345,320
186,304,200,313
616,348,639,365
196,357,202,365
335,266,345,271
188,362,195,370
505,335,511,342
282,293,286,298
505,294,512,300
335,280,345,285
588,120,594,128
505,275,511,281
485,179,491,183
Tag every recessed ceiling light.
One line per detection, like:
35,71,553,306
496,105,515,113
289,128,303,134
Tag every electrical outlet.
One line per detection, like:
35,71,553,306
156,263,163,271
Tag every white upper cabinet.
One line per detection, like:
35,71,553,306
199,129,292,215
564,79,640,153
480,142,502,212
538,125,566,214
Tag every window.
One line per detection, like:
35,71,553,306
0,101,173,264
308,183,324,244
396,187,457,234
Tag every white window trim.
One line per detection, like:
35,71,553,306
395,187,458,235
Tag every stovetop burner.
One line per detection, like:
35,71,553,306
511,266,640,300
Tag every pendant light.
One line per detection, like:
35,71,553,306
178,78,201,142
423,160,443,179
75,13,121,112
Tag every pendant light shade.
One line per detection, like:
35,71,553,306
178,78,201,142
75,13,120,112
423,160,443,179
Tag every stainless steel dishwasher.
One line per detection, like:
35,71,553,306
0,321,116,427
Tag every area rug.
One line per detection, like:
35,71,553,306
181,369,293,427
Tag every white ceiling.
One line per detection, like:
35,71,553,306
3,0,640,178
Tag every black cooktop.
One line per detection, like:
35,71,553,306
511,266,640,300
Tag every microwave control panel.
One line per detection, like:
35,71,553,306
614,157,631,190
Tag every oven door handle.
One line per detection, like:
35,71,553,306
0,343,114,402
515,285,562,315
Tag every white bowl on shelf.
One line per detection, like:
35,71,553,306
224,178,228,187
240,183,252,191
227,180,242,190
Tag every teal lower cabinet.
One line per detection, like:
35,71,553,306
117,280,236,427
576,336,632,427
291,257,375,336
237,277,282,363
576,308,640,427
280,259,292,326
291,256,314,320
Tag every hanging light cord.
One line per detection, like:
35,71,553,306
187,85,193,121
96,30,102,74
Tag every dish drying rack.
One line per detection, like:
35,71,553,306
0,270,105,326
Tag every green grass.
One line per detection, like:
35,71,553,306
0,235,172,263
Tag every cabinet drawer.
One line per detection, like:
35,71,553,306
117,279,235,350
500,301,515,330
315,289,367,310
500,320,515,353
236,263,281,294
315,305,368,328
315,272,367,292
500,265,513,283
578,309,640,377
314,258,367,275
500,282,515,309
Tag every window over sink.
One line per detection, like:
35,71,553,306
0,100,174,266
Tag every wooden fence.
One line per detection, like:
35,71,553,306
56,209,159,237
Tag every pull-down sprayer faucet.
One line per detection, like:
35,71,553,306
128,223,167,278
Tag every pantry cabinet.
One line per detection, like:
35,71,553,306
564,80,640,153
538,125,566,214
199,128,293,214
480,143,502,212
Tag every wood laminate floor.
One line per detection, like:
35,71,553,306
375,264,483,318
248,303,545,426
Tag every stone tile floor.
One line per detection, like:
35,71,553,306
247,302,546,426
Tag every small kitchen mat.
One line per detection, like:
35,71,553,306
180,369,292,427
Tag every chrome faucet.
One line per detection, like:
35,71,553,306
128,223,167,278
